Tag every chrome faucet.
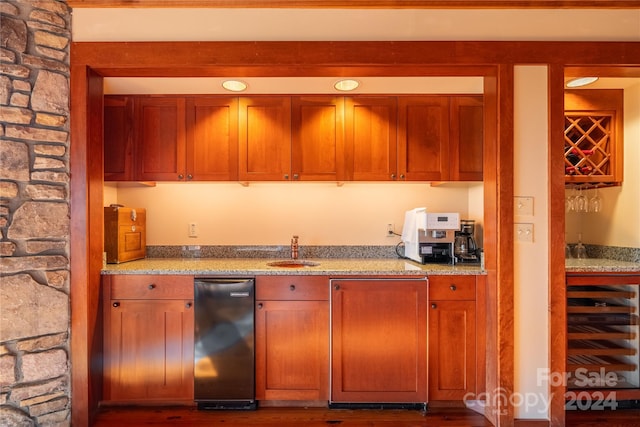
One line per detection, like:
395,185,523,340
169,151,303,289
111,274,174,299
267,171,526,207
291,235,299,260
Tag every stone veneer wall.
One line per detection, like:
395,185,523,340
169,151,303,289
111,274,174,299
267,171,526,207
1,1,72,426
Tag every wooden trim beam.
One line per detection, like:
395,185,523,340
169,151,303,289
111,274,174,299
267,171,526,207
71,42,640,75
66,0,640,9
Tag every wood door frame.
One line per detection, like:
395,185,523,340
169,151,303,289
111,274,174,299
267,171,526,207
69,40,640,426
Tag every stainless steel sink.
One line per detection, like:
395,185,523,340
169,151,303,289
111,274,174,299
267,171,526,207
266,260,320,268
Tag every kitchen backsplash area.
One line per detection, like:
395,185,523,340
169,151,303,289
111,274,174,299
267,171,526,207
146,244,402,259
583,245,640,263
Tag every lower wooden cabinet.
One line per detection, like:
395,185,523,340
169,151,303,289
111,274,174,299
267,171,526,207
103,275,194,402
330,277,428,403
428,275,483,401
255,276,329,402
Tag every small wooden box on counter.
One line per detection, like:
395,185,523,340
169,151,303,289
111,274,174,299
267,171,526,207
104,206,146,263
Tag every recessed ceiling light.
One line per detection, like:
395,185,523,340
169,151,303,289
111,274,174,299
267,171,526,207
566,77,599,88
334,79,360,92
222,80,248,92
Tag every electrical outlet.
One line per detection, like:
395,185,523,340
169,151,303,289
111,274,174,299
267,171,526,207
188,222,198,238
515,196,534,216
515,223,534,242
387,223,395,237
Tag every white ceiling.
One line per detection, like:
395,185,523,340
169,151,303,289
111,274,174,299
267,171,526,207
72,9,640,42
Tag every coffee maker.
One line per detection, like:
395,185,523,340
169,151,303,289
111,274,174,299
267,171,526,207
454,219,479,263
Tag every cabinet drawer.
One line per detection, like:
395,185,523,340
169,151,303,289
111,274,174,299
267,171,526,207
428,275,476,300
109,275,194,299
256,276,329,301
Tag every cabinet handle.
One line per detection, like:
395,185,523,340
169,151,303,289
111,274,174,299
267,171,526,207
450,285,457,291
148,284,156,290
289,284,296,291
284,174,289,180
257,302,263,309
187,174,193,180
431,303,437,309
113,302,120,308
178,174,184,180
185,301,192,309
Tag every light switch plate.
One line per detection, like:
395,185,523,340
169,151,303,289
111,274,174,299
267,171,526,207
515,196,534,216
515,223,534,242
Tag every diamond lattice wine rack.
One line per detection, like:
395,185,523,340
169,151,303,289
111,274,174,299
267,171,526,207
564,89,624,185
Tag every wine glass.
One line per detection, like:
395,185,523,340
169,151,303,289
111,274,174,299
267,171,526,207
589,185,602,213
573,233,588,259
575,185,588,213
565,186,576,212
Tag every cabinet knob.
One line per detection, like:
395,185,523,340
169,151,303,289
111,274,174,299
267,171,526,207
178,174,184,180
148,284,156,290
289,284,296,291
186,301,192,309
334,284,340,291
390,173,396,180
113,302,120,308
293,174,299,180
284,174,289,180
450,284,457,291
431,303,437,309
187,174,193,180
400,174,405,180
257,302,263,309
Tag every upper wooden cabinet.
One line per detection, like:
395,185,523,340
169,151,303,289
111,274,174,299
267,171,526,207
564,89,624,185
344,97,398,181
186,97,239,181
105,96,239,182
238,96,292,181
104,96,134,181
450,96,484,181
105,94,483,183
135,96,187,181
292,96,345,181
397,96,450,181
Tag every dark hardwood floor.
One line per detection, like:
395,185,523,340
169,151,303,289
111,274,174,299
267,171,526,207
92,406,493,427
92,405,640,426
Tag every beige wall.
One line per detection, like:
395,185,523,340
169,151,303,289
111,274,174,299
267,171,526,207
514,66,550,419
565,82,640,247
108,182,483,246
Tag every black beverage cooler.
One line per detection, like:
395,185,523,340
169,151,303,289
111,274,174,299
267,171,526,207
194,277,256,410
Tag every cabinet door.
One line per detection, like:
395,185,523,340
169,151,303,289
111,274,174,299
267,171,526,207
345,97,398,181
331,278,427,403
186,97,239,181
428,299,476,400
239,96,291,181
255,300,329,401
397,96,450,181
104,96,133,181
135,96,187,181
104,299,194,401
291,96,345,181
450,96,484,181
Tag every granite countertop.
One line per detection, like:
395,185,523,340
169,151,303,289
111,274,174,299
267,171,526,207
101,258,484,276
565,258,640,273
